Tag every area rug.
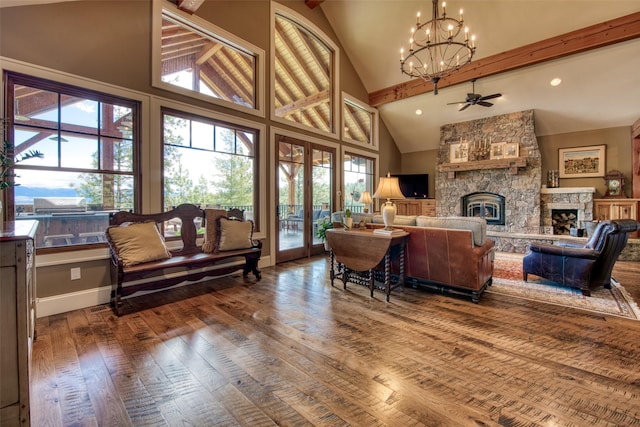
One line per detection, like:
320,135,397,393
489,253,640,320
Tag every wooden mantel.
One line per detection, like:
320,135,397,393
438,157,527,179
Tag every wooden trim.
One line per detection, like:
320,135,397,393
633,117,640,198
632,117,640,139
304,0,325,9
177,0,205,14
369,12,640,107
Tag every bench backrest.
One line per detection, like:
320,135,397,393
109,204,250,257
109,204,204,256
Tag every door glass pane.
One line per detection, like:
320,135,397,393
311,148,332,245
278,141,304,251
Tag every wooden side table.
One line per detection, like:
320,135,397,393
325,228,408,301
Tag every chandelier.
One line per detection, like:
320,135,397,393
399,0,476,94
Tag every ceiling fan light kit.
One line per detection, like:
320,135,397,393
399,0,476,94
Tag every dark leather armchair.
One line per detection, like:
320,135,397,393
523,219,639,296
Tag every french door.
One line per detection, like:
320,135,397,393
276,134,335,263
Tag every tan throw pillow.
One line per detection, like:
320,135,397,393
107,221,172,267
217,217,253,251
202,209,227,253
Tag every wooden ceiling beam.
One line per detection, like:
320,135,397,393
177,0,205,14
275,90,329,117
304,0,324,10
195,41,223,65
369,11,640,107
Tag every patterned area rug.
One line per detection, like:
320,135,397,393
489,253,640,320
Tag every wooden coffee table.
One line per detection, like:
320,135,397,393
325,228,408,301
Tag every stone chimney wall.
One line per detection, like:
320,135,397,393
436,110,542,234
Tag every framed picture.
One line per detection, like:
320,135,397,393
503,142,519,159
450,142,469,163
559,145,606,178
489,142,505,160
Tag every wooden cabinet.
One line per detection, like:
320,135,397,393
1,220,38,427
594,199,639,237
396,199,436,216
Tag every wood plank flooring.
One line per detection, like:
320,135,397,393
31,255,640,426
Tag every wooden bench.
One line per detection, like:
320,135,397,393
106,204,262,315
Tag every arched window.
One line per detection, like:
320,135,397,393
272,5,339,137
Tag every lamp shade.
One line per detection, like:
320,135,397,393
358,191,373,204
373,174,405,200
373,173,405,231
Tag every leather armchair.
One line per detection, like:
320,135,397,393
523,219,639,296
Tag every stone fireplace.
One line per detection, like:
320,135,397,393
436,110,541,235
432,110,608,253
540,187,595,235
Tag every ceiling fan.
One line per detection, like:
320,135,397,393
448,78,502,111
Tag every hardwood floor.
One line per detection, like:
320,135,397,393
31,255,640,427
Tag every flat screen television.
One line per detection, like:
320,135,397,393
392,174,429,199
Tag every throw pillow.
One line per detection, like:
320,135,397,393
217,217,253,251
201,208,227,253
107,221,172,267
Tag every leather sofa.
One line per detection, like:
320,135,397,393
522,219,639,296
330,212,495,302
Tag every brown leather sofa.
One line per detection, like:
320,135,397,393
522,219,639,296
367,216,495,303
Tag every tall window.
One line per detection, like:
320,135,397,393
162,109,258,228
5,72,139,249
273,7,337,135
342,93,378,148
154,3,262,113
343,153,375,213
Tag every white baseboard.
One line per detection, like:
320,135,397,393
36,255,273,317
37,286,112,317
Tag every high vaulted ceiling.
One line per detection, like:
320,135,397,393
320,1,640,153
3,1,639,155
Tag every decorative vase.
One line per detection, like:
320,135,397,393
547,170,559,188
323,240,330,251
381,201,396,230
345,217,353,229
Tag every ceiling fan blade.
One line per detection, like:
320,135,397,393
480,93,502,101
447,101,465,105
477,101,494,107
459,103,471,111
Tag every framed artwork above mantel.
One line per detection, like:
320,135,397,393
559,145,606,178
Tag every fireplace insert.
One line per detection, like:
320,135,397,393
462,192,505,225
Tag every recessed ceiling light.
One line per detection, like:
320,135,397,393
415,109,423,115
550,78,562,87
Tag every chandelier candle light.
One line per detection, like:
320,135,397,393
399,0,476,94
372,173,406,234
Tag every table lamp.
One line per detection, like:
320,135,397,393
359,191,372,213
372,172,405,233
